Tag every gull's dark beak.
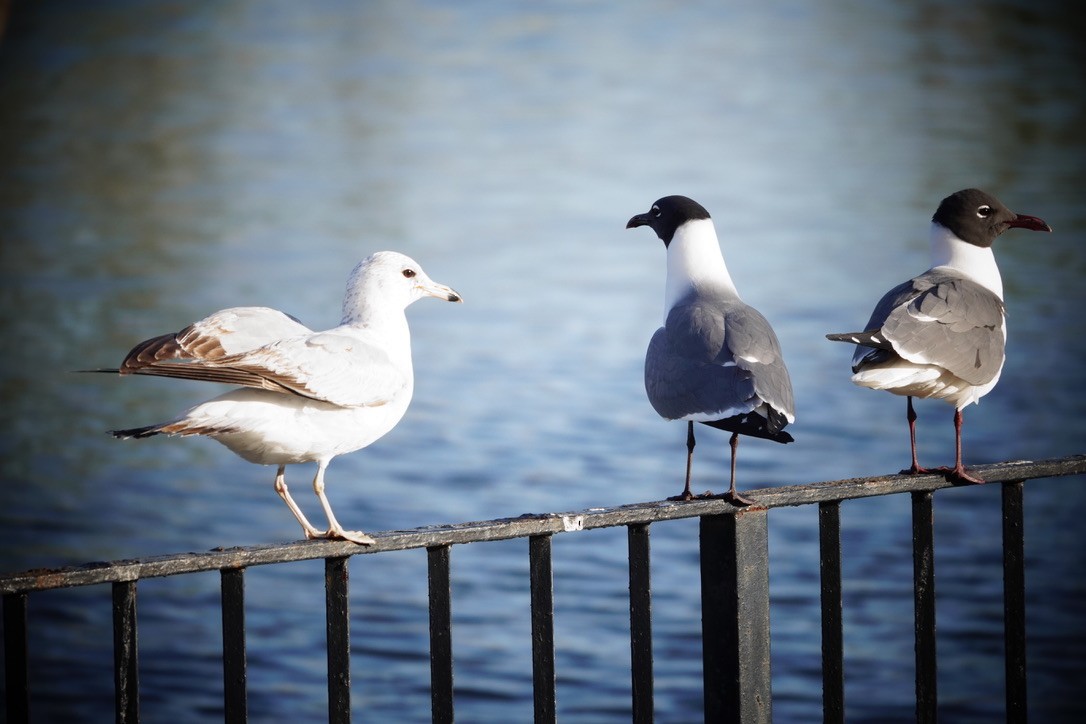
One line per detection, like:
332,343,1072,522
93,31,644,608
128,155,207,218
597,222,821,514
626,213,650,229
1007,213,1052,233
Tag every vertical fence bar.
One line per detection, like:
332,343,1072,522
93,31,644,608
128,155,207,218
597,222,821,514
911,491,937,723
529,534,556,724
221,567,247,724
1002,481,1027,724
4,592,29,724
325,556,351,724
112,581,139,724
428,545,454,724
700,513,729,722
627,523,654,723
700,509,772,724
818,501,844,724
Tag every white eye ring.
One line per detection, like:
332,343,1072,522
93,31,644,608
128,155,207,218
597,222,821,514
977,205,993,218
651,205,661,218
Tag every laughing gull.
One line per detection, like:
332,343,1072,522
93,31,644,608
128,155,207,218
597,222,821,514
108,251,462,544
627,195,795,505
827,188,1051,483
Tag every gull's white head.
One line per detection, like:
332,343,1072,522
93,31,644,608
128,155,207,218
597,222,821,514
342,251,462,324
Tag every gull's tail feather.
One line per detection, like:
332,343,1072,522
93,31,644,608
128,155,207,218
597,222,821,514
825,330,893,350
110,424,164,439
701,409,795,443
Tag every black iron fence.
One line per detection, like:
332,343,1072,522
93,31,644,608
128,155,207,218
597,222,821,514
3,455,1085,723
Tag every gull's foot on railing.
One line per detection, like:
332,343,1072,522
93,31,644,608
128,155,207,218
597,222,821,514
667,489,714,501
936,465,986,485
305,528,377,545
715,490,755,507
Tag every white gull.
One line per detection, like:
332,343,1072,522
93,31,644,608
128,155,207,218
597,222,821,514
109,251,462,544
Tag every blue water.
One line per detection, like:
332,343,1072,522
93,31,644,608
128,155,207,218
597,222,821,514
2,1,1084,721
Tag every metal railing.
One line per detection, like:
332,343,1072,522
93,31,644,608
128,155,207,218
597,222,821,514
3,455,1085,723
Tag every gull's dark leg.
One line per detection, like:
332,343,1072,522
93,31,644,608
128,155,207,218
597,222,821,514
721,432,755,506
668,422,699,501
901,396,934,475
938,408,985,484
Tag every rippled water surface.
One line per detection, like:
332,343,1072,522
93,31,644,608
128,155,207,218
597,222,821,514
2,2,1084,721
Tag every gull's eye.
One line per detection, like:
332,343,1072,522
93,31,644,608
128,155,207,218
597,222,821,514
402,268,417,278
977,205,993,218
651,205,661,218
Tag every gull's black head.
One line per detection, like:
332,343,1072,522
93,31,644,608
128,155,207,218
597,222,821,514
626,195,711,247
933,188,1051,248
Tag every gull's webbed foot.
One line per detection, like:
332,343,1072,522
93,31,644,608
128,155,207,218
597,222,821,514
718,489,755,507
305,527,376,545
936,465,985,485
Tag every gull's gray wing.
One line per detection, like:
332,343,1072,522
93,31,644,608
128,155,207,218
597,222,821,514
645,293,795,434
840,269,1005,385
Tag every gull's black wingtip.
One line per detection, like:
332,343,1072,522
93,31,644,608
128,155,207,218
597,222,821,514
826,331,891,350
109,424,162,439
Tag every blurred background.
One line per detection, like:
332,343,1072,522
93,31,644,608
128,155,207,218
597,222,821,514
1,1,1083,721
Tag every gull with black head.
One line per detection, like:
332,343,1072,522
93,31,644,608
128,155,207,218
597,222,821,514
628,195,795,505
827,188,1051,483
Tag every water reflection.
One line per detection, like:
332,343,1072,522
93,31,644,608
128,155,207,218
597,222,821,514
1,1,1084,721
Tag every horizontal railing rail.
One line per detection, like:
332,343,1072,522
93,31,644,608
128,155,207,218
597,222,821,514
4,456,1082,594
3,453,1085,724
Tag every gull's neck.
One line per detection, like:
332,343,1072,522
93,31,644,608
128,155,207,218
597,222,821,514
929,221,1003,299
339,281,415,369
342,304,409,334
664,218,739,315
